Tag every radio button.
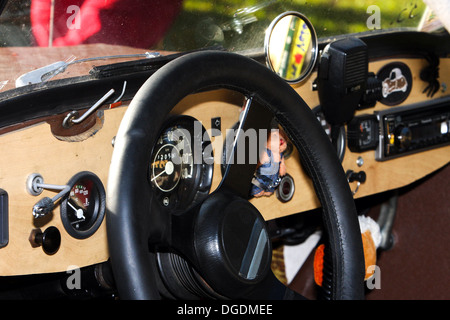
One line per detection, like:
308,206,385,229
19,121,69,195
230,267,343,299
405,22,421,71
440,121,448,135
394,125,412,150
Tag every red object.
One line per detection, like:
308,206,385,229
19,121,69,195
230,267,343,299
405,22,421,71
31,0,183,48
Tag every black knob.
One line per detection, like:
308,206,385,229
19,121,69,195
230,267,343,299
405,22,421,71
29,226,61,255
346,170,366,183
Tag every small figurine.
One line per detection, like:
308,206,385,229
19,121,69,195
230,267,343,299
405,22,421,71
251,127,288,197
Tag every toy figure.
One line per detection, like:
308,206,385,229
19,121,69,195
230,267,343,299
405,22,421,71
251,127,288,197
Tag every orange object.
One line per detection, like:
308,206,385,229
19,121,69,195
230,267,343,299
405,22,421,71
313,230,378,286
313,244,325,286
361,230,377,280
109,101,122,109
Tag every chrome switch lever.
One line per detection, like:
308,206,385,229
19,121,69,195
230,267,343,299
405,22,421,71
26,173,71,218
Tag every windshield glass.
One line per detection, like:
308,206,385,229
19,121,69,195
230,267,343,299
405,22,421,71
0,0,444,93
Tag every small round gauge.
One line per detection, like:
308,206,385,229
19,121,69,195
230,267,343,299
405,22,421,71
149,116,214,211
60,171,106,239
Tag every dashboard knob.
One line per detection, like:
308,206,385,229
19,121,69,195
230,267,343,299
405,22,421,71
346,170,366,183
29,226,61,255
395,125,412,150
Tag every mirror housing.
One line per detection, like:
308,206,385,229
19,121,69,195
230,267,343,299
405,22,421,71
264,11,318,84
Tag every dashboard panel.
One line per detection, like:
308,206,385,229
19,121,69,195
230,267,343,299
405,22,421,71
0,44,449,277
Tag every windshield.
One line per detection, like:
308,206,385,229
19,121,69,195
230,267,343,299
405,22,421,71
0,0,444,92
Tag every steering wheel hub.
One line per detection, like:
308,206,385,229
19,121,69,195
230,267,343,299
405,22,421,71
194,192,271,297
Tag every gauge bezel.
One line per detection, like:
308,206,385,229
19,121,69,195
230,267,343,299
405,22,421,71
60,171,106,239
149,115,214,212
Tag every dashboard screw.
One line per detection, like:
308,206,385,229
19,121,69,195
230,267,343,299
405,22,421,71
356,156,364,167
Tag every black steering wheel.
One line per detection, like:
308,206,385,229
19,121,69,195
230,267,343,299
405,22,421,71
106,51,365,300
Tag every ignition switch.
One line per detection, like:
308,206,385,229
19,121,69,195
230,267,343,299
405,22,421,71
346,170,366,195
346,170,366,183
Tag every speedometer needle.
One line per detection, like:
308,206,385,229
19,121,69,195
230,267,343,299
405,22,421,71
151,161,175,181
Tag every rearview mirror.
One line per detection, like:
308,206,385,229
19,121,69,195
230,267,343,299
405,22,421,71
265,11,318,84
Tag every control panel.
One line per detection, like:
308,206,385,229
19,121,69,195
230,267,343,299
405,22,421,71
347,97,450,161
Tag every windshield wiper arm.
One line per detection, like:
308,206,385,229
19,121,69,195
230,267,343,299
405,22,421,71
15,52,161,87
89,46,226,79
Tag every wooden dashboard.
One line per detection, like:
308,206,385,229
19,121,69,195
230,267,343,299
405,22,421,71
0,45,448,276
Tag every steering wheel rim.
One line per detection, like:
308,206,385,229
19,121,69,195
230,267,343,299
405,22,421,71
106,51,365,300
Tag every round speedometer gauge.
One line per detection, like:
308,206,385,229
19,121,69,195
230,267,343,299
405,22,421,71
151,130,189,193
149,116,214,211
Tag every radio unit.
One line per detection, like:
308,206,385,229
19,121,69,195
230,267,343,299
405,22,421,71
377,99,450,161
347,97,450,161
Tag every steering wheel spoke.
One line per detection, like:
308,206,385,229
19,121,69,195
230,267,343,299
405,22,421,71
166,202,199,258
219,96,274,198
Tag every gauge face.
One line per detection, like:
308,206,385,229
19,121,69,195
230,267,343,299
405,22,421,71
60,172,106,239
149,116,213,211
151,129,191,192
